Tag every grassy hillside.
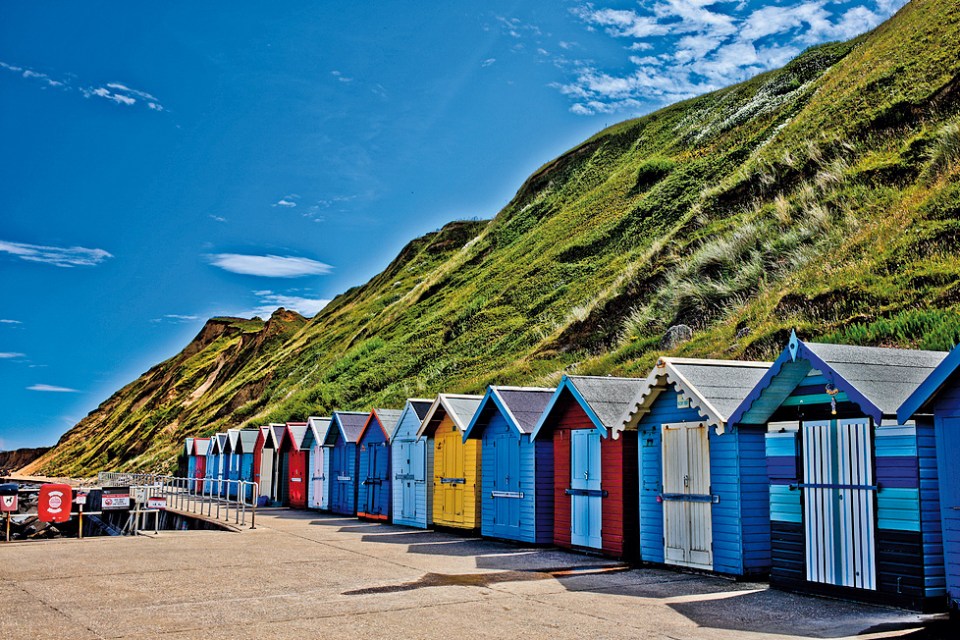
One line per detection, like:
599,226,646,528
25,0,960,476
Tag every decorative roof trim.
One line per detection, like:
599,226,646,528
898,343,960,423
530,376,608,441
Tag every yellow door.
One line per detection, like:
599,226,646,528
434,421,465,527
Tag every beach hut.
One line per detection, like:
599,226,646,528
357,409,402,521
390,399,434,528
256,424,284,505
463,386,556,544
620,357,771,576
193,438,210,493
530,375,645,559
184,437,196,483
728,332,946,609
325,412,368,516
252,427,269,504
224,429,241,497
307,417,332,510
237,428,259,501
418,394,484,531
269,423,288,505
204,435,223,494
898,343,960,613
280,422,310,508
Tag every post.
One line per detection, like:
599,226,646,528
250,483,258,530
79,503,84,540
5,513,9,542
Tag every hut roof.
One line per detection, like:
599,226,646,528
531,375,646,440
621,357,770,434
418,394,483,437
307,417,332,446
898,343,960,423
193,438,211,456
237,429,259,454
730,331,947,426
325,411,369,445
286,423,310,450
463,386,555,439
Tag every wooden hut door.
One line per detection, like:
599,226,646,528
259,450,273,502
331,444,349,511
662,422,713,569
310,445,325,509
436,427,464,524
288,451,307,508
491,433,521,536
397,441,417,520
802,419,876,590
570,429,602,549
194,457,206,493
364,443,386,516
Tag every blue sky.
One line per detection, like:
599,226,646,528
0,0,907,450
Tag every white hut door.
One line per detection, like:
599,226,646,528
662,422,713,569
802,419,876,590
310,445,325,508
399,441,418,520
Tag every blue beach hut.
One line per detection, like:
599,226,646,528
620,357,771,576
898,343,960,613
184,437,196,483
224,429,241,497
307,417,332,510
237,428,259,501
728,332,947,610
325,411,368,516
390,399,434,528
463,386,555,544
357,409,402,521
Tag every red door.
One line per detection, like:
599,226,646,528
195,457,206,493
288,451,307,508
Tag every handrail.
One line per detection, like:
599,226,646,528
98,474,259,530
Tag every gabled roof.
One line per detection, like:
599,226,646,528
359,408,403,442
388,399,434,443
324,411,368,445
463,386,555,439
417,394,483,437
621,357,771,434
531,375,646,440
730,331,947,426
307,416,332,447
211,433,228,455
898,342,960,423
238,429,259,454
184,437,194,456
285,422,310,451
193,437,211,456
225,429,241,454
268,423,287,449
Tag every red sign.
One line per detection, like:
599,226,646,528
146,497,167,510
38,484,73,523
0,495,17,512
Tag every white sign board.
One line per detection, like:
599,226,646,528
146,497,167,510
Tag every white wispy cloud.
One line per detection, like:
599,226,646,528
273,194,299,208
246,290,331,319
208,253,333,278
0,319,21,325
0,352,26,359
209,214,227,223
151,314,199,324
331,70,353,83
1,61,165,111
27,383,79,393
481,58,497,68
0,239,112,268
560,1,908,115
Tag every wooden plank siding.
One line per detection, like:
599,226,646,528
544,391,636,559
932,375,960,610
637,385,770,577
431,414,481,530
391,407,431,529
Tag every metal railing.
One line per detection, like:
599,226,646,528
97,472,162,486
99,475,259,529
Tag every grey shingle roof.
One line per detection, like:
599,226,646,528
494,387,555,434
307,417,332,446
194,438,211,455
418,394,483,435
286,423,309,450
409,399,433,420
805,342,947,416
333,411,368,443
567,375,647,431
622,358,770,433
372,409,404,438
269,424,287,448
238,429,259,454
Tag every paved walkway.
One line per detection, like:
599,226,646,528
0,510,947,639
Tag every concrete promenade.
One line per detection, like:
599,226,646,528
0,510,946,639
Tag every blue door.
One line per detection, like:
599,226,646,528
490,432,521,538
363,442,390,517
331,443,352,514
240,453,254,501
570,429,602,549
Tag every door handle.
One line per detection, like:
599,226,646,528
683,475,689,488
